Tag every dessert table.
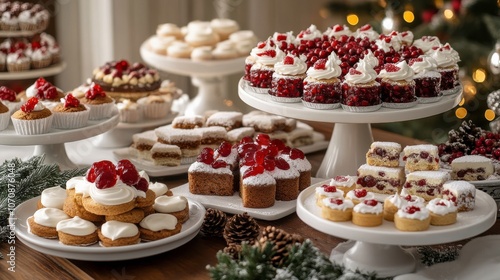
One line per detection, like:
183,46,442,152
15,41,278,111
1,124,499,279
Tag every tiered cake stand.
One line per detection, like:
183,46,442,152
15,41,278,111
0,109,120,170
238,78,463,178
140,40,245,115
296,181,497,277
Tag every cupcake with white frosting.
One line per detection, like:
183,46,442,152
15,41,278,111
377,60,417,108
302,52,342,109
11,97,53,135
268,53,307,103
341,57,381,112
426,198,458,226
409,55,442,103
431,43,461,95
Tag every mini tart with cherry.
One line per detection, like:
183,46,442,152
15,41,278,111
79,82,115,120
52,93,90,129
0,86,21,113
11,96,53,135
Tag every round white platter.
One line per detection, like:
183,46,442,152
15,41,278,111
0,61,66,80
13,196,205,261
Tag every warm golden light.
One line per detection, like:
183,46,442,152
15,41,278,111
224,99,233,107
403,11,415,23
347,14,359,26
444,9,454,19
473,68,487,83
459,98,465,106
435,0,444,9
464,83,477,96
485,109,496,121
319,8,329,19
455,107,467,119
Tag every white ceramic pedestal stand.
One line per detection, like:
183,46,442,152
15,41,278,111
0,109,120,170
238,78,463,178
296,181,498,277
140,40,245,115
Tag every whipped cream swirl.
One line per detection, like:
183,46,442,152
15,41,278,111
154,195,187,213
297,24,322,41
363,50,379,68
322,197,354,211
306,52,342,79
323,24,352,39
100,220,139,241
56,216,97,236
344,59,378,84
140,213,178,231
410,55,438,74
378,61,414,82
88,180,136,205
66,176,92,196
431,43,460,67
274,55,307,75
33,208,70,227
355,25,379,41
397,205,429,220
41,186,67,209
426,198,457,215
412,36,441,53
353,200,383,214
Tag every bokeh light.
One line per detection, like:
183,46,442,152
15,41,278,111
403,11,415,23
346,14,359,25
455,107,467,119
472,68,487,83
485,109,496,121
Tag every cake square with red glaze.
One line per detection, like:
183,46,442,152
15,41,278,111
188,147,234,196
356,164,405,195
402,144,440,172
403,170,450,201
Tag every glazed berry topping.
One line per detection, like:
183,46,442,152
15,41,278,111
85,83,107,100
116,159,140,186
436,201,447,206
265,145,279,157
240,152,255,167
276,34,287,41
134,177,149,192
354,189,367,197
404,194,413,201
239,136,254,144
330,198,344,205
114,59,129,72
198,147,214,164
238,142,259,157
364,199,378,207
0,86,16,101
242,164,265,179
359,24,371,31
63,93,80,108
31,41,41,50
384,63,400,72
255,133,271,146
35,77,47,88
333,25,344,32
217,141,232,157
334,175,348,182
86,160,116,183
270,139,286,151
211,159,227,169
95,172,117,189
409,57,423,66
313,59,327,70
283,56,294,65
20,97,39,113
254,149,267,165
349,68,362,75
405,205,421,214
274,157,290,170
323,185,337,192
263,158,276,171
289,148,305,160
257,50,277,58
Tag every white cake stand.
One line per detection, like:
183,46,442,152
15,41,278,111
0,108,120,170
238,78,463,178
296,181,498,277
140,40,245,115
0,61,66,80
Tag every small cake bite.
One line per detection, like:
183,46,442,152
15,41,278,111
321,197,354,222
52,93,90,129
402,144,440,172
240,164,276,208
155,126,202,158
302,53,343,108
383,191,426,222
431,43,461,94
268,54,307,103
56,216,98,246
27,208,70,239
0,101,7,131
205,111,243,131
341,58,381,112
394,205,431,231
242,113,286,133
279,148,312,191
352,199,383,227
377,61,417,108
171,115,204,129
98,220,140,247
151,142,182,166
315,183,345,207
188,147,234,196
79,82,115,120
153,195,190,223
11,97,53,135
409,55,442,103
132,130,157,160
365,141,402,167
356,164,405,195
403,170,450,201
450,155,494,181
139,213,182,241
345,188,375,205
267,156,300,201
249,40,285,91
197,126,228,150
287,127,314,148
327,175,357,195
426,198,458,226
0,86,21,113
442,180,476,212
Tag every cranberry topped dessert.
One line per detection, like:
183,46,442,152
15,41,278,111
341,58,381,111
249,40,284,91
409,55,442,103
11,97,53,135
268,54,307,103
377,61,417,108
80,83,115,120
52,93,90,129
0,86,20,113
412,36,441,54
431,43,461,94
302,52,342,109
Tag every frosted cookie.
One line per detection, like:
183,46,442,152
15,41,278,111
155,126,202,158
450,155,494,181
153,195,190,223
402,144,440,172
191,46,214,61
139,213,182,241
105,208,145,224
356,164,405,195
167,41,193,58
63,176,103,222
27,208,70,239
148,181,172,197
38,186,67,210
366,141,402,167
205,111,243,131
98,221,140,247
321,197,354,222
151,142,182,166
156,23,183,39
403,170,450,201
352,199,383,227
442,180,475,212
394,205,431,231
171,115,204,129
426,198,458,226
56,216,98,246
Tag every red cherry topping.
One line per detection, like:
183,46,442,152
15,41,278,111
31,41,41,49
134,177,149,192
211,160,227,169
276,34,287,41
85,83,106,100
364,199,378,207
255,134,271,146
257,50,277,58
436,201,447,206
283,56,294,65
115,59,129,72
240,136,254,144
0,86,17,101
333,25,344,32
265,145,279,157
242,164,265,179
270,139,286,151
35,77,47,88
405,205,421,214
323,185,337,192
20,97,39,113
95,172,117,189
241,152,256,167
263,158,275,171
63,93,80,108
349,68,362,75
87,160,117,184
217,141,232,157
254,149,267,165
313,59,327,70
198,147,214,164
359,24,371,31
354,189,367,198
116,159,139,185
384,63,400,73
404,194,413,201
257,41,266,48
238,142,259,157
289,148,305,160
334,175,348,182
274,157,290,170
330,198,344,205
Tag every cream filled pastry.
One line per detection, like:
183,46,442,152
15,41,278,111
153,195,189,223
98,220,140,247
56,216,98,246
139,213,182,241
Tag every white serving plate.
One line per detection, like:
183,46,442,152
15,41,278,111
13,196,205,261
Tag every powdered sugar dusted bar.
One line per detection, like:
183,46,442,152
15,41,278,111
450,155,494,181
356,164,405,195
442,180,475,212
171,115,204,129
403,144,440,172
227,127,255,143
366,141,401,167
403,170,450,201
242,113,286,133
155,126,202,157
151,143,182,166
132,130,158,160
205,111,243,131
196,126,228,149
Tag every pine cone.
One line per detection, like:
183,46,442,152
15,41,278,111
257,226,303,267
223,212,260,246
222,244,242,260
200,208,227,237
446,120,484,155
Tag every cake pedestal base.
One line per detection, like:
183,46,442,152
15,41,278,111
33,144,79,170
185,76,237,116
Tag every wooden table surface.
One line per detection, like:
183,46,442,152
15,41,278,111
1,124,499,280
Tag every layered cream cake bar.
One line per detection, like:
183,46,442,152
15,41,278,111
171,115,204,129
402,144,440,172
366,141,401,167
205,111,243,131
441,180,476,212
450,155,494,181
226,127,255,143
356,164,405,195
242,113,286,133
403,170,450,201
197,126,228,150
132,130,157,160
151,143,182,166
155,126,202,157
